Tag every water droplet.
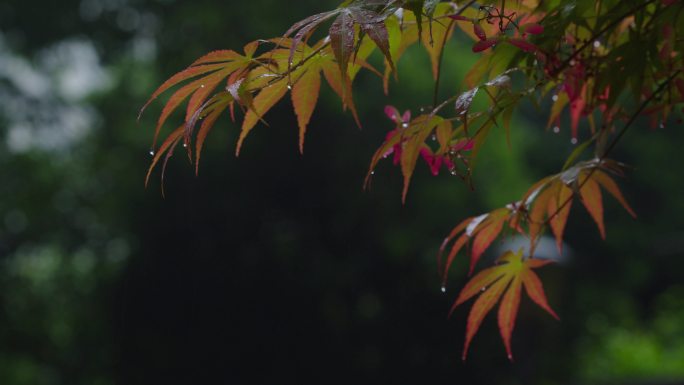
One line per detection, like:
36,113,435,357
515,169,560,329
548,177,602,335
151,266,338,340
553,126,560,133
149,150,155,156
402,122,409,128
183,143,187,148
569,59,576,66
449,168,459,176
480,287,486,292
552,94,559,102
287,84,292,90
659,123,665,129
571,138,578,145
593,40,601,48
371,171,376,175
507,354,513,360
528,87,535,93
200,84,205,88
419,107,425,112
431,134,437,141
441,286,446,293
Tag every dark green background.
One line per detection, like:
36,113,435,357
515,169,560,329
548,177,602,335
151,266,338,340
1,0,683,384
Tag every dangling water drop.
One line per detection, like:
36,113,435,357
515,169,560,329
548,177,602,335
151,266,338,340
149,150,155,156
571,138,578,145
480,287,486,292
569,59,576,66
508,354,513,360
441,286,446,293
553,126,560,133
431,134,437,141
552,94,559,102
371,171,376,175
659,122,665,129
449,168,459,176
287,84,292,90
593,40,601,48
200,84,205,88
183,143,187,148
402,122,409,128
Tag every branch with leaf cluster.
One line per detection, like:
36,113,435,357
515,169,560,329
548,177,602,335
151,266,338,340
139,0,684,360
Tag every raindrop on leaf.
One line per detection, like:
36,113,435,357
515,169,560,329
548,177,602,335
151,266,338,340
553,126,560,133
571,138,578,144
441,286,446,293
402,122,409,128
149,150,155,156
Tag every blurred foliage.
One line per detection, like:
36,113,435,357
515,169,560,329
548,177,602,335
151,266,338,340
0,0,683,384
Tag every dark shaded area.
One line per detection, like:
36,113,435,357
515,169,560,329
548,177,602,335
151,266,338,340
1,1,683,384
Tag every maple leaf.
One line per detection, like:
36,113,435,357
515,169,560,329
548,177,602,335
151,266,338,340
524,160,637,252
451,249,559,361
140,42,264,150
439,207,522,286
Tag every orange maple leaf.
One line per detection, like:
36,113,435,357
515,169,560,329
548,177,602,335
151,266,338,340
451,249,559,361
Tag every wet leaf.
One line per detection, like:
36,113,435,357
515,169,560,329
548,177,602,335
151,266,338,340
452,249,558,360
